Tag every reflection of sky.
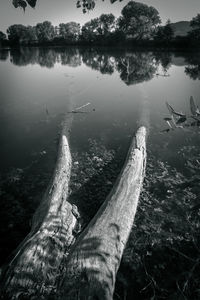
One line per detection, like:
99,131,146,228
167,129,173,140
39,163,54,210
0,0,200,33
0,49,200,173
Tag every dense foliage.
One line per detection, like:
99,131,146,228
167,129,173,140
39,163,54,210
188,14,200,41
154,20,175,45
118,1,161,40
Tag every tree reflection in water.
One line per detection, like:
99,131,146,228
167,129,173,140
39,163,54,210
2,48,161,85
81,50,159,84
185,53,200,80
9,47,57,68
4,47,200,86
0,50,9,61
154,51,172,76
116,52,158,85
81,49,115,75
8,47,82,68
59,48,81,67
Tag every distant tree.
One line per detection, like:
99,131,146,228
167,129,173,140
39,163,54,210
0,31,7,41
99,14,116,36
81,18,100,42
154,19,174,44
7,24,38,45
81,14,116,42
118,1,161,40
59,22,80,42
7,24,27,44
24,26,38,43
188,14,200,41
35,21,55,42
0,31,7,47
164,20,174,40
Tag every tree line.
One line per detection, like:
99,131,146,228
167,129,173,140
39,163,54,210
0,1,200,47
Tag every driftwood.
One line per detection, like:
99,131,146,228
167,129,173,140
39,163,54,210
0,123,147,300
0,114,81,299
59,126,147,300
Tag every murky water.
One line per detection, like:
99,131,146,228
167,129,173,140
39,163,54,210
0,47,200,265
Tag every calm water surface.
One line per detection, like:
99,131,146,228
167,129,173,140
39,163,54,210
0,47,200,263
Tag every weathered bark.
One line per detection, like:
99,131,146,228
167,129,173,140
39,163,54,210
0,115,80,299
1,121,147,300
59,126,147,300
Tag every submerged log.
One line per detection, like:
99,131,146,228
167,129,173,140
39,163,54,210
59,126,147,300
1,121,147,300
0,115,80,299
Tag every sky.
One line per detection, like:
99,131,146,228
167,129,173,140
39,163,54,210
0,0,200,33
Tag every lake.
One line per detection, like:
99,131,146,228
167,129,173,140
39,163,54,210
0,47,200,298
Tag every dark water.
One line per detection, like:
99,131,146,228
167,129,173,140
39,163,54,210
0,47,200,270
0,48,199,170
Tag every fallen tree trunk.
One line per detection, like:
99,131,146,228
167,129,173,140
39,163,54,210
1,122,147,300
59,126,147,300
0,115,80,299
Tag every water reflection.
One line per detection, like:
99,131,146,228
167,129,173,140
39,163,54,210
0,48,160,85
9,48,58,68
81,49,115,75
116,52,157,85
0,50,9,61
1,47,200,86
154,51,172,75
185,53,200,80
60,48,81,67
81,50,159,84
8,47,81,68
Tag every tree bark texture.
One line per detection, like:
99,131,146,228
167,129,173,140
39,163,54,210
59,126,147,300
0,115,80,299
0,124,147,300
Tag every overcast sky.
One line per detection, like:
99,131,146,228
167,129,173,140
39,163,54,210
0,0,200,33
